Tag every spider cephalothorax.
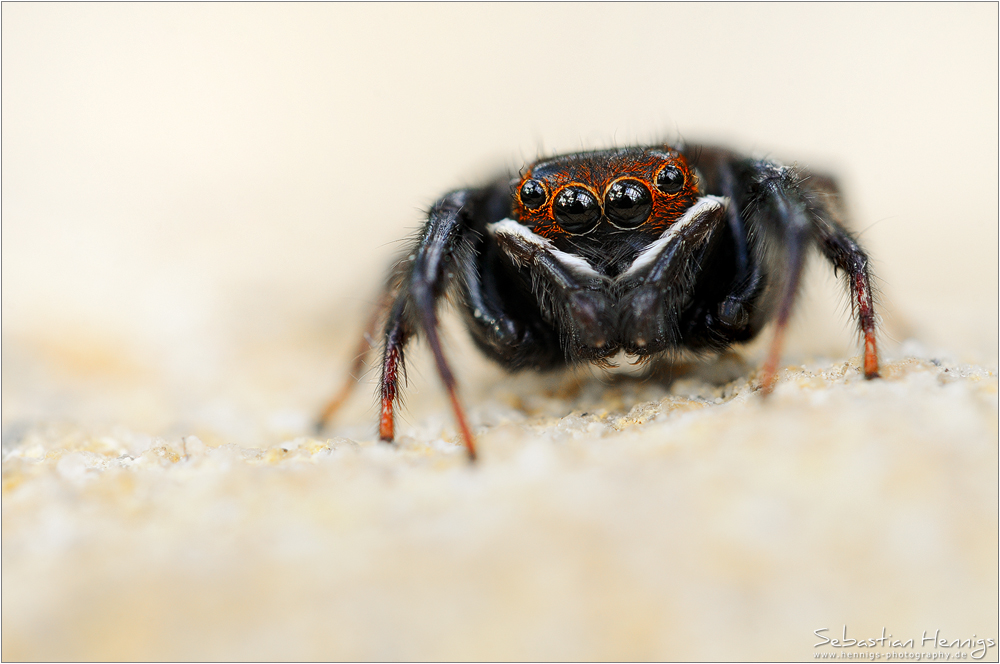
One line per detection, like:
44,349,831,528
318,143,881,460
514,148,699,242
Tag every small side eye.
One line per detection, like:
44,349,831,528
519,179,548,210
656,165,686,194
553,186,601,234
605,179,652,228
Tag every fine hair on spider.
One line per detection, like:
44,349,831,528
317,142,881,461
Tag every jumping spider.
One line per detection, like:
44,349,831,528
318,143,880,460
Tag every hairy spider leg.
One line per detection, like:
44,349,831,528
686,148,880,393
314,289,393,433
807,196,880,379
379,191,478,460
710,162,766,339
718,162,752,284
378,304,408,441
755,178,811,395
745,165,880,394
453,240,565,371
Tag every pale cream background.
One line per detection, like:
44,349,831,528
3,3,997,372
2,4,998,661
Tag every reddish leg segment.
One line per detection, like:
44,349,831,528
377,315,476,460
853,270,880,378
811,207,880,380
315,292,392,433
376,189,479,461
760,251,879,394
419,303,477,461
758,200,809,396
755,168,880,394
378,326,404,441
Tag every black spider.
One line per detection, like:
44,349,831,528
318,144,880,460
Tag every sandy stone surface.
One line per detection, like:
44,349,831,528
3,332,998,660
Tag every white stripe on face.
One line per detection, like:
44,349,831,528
619,196,728,280
487,219,604,281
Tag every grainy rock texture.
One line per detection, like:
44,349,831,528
3,341,997,660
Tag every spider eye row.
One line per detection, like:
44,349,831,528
518,165,686,234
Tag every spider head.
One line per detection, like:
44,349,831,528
513,147,699,239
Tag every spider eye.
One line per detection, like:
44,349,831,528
605,179,652,228
519,179,548,210
656,165,686,194
553,186,601,234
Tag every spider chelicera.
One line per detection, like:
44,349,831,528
318,143,880,460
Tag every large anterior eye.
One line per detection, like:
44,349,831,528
605,179,652,228
553,186,601,234
519,179,547,210
656,164,686,194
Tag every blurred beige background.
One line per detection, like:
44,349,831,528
4,3,997,380
2,4,998,661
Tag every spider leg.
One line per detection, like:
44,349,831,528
453,242,565,370
805,181,880,379
314,289,392,433
615,196,729,355
739,163,880,393
487,219,615,362
379,190,479,460
753,175,811,394
684,146,767,343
